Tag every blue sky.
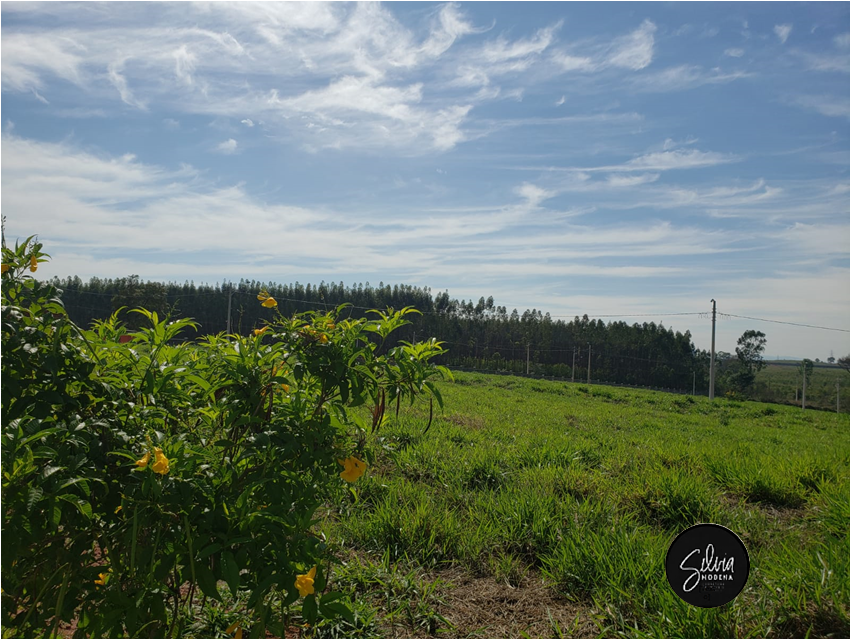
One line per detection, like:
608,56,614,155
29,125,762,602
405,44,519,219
1,1,849,359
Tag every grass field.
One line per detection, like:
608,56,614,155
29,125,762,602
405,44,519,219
754,362,850,413
313,371,849,638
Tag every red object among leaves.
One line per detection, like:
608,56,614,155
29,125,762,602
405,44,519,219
119,335,132,344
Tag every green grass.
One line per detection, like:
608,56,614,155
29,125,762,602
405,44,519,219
754,362,850,412
319,371,849,638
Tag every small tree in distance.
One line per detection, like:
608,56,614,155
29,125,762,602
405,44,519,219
732,329,767,392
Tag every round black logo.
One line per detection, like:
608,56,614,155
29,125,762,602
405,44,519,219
665,523,749,608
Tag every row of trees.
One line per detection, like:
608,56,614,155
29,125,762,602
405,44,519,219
48,274,844,398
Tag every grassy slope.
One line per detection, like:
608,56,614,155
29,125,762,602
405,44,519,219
319,371,849,638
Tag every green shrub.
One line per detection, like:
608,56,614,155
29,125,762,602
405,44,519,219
1,237,450,637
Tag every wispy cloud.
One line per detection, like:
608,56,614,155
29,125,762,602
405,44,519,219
796,50,849,72
606,19,656,70
787,94,849,118
774,24,793,44
632,65,752,92
724,48,744,58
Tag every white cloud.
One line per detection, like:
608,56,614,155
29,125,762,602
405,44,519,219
788,94,849,118
216,138,238,154
173,45,197,87
481,22,562,64
515,182,556,205
555,95,565,106
633,65,752,92
552,53,595,71
606,173,660,187
241,119,254,127
107,60,147,110
774,24,793,44
797,50,849,72
606,19,656,70
724,48,744,58
1,33,84,93
614,148,738,172
833,33,849,49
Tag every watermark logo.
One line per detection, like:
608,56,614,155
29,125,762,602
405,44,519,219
665,523,749,608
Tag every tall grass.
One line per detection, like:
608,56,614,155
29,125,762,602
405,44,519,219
320,372,849,637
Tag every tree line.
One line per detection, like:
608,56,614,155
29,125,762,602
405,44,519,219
47,274,818,397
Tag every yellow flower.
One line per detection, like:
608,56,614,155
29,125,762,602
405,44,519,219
326,321,335,330
257,290,269,301
261,297,277,308
338,456,367,483
319,333,329,343
253,326,269,336
152,447,170,475
295,566,316,598
1,264,9,274
115,505,122,514
281,384,290,394
29,255,38,272
134,451,151,468
94,573,107,586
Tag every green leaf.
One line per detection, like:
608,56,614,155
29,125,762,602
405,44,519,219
26,487,43,511
222,550,240,595
195,564,223,602
197,543,222,559
319,591,345,605
319,600,354,624
301,593,318,625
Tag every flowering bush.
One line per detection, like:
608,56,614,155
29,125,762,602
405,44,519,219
1,237,450,637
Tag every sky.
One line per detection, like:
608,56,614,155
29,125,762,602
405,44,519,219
1,1,850,360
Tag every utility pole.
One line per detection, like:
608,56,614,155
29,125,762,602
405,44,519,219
571,348,576,382
693,371,696,396
587,343,592,385
802,363,806,410
526,343,530,375
226,288,238,335
709,299,716,401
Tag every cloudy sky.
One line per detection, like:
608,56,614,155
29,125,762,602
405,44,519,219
1,1,849,359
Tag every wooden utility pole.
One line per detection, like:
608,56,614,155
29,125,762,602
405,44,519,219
526,344,530,375
709,299,716,400
802,364,806,410
836,378,840,413
587,343,591,385
226,288,238,335
571,348,576,382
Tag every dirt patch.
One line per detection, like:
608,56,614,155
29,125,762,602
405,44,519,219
444,413,486,431
434,570,598,638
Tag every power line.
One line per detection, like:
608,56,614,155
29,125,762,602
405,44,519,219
719,312,849,333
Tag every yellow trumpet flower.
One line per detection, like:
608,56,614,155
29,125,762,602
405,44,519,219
295,566,317,598
253,326,269,336
94,573,107,586
261,297,277,308
134,451,151,468
152,447,170,475
29,255,38,272
338,456,367,483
